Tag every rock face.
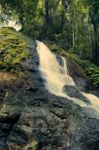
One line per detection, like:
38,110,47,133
63,85,91,104
0,29,99,150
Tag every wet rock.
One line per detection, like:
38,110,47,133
0,29,99,150
66,58,93,92
63,85,90,104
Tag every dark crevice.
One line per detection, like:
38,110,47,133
88,141,99,150
0,113,20,124
0,112,21,145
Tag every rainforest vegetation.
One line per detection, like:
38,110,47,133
0,0,99,87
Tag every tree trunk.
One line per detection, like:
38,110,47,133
92,25,99,66
72,29,75,51
44,0,51,38
61,9,65,32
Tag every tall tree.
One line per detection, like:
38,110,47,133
89,1,99,65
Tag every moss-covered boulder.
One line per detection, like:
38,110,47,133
0,27,29,73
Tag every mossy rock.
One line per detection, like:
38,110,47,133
0,27,29,73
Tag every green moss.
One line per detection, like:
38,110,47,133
0,27,29,73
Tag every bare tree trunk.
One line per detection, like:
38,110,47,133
92,25,99,66
72,29,75,51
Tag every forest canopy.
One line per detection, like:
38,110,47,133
0,0,99,66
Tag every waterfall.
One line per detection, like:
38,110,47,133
36,40,75,94
36,41,99,115
61,56,69,75
0,20,21,31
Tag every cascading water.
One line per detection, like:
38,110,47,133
36,41,99,115
36,40,75,95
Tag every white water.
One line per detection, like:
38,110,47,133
36,41,75,94
36,41,99,115
61,56,69,75
0,20,21,31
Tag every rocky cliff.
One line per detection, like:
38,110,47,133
0,28,99,150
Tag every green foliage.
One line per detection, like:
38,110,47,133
0,28,29,72
67,52,99,87
0,0,99,65
47,42,62,52
0,0,41,37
